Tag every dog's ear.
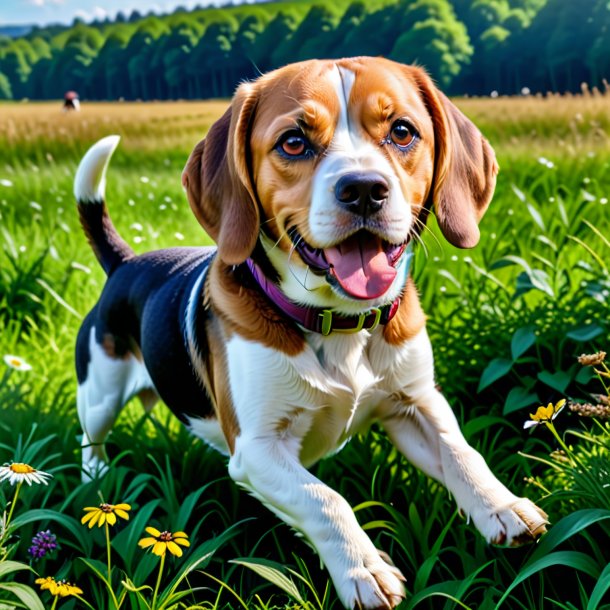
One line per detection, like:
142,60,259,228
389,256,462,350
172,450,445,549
411,68,498,248
182,82,259,264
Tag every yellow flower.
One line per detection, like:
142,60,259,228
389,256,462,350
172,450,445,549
81,502,131,528
138,527,190,557
3,354,32,371
35,576,83,597
0,462,52,486
524,399,566,429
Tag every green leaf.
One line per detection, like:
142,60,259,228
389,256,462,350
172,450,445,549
526,202,545,232
494,551,601,609
10,508,91,555
566,324,604,342
503,386,539,415
231,558,305,605
477,358,513,392
0,584,44,610
528,509,610,564
587,562,610,610
511,325,536,360
112,499,161,574
537,370,571,393
575,366,595,384
0,562,32,579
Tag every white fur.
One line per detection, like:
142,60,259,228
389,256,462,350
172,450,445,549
309,66,412,247
77,326,155,479
222,327,546,608
74,135,120,204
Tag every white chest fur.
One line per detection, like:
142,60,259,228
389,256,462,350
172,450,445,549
214,329,408,466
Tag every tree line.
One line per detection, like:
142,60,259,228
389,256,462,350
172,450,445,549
0,0,608,102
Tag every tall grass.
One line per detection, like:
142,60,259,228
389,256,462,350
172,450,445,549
0,94,609,609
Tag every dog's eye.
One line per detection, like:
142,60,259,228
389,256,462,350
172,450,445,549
390,120,417,150
277,131,312,159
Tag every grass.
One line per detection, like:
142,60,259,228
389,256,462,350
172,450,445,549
0,94,609,609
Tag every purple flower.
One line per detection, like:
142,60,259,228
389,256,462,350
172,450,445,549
28,530,58,560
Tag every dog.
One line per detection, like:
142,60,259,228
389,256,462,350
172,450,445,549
74,57,548,609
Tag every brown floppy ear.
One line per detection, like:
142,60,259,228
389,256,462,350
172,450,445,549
182,82,259,264
413,68,499,248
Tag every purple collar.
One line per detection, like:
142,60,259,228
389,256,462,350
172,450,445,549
245,257,402,336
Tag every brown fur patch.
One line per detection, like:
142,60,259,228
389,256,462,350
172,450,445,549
208,259,305,357
205,316,240,454
383,279,427,346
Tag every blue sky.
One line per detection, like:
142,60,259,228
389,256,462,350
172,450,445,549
0,0,248,26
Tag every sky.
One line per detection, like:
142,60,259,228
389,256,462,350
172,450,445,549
0,0,250,26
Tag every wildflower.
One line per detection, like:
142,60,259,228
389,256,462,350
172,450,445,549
35,576,83,597
523,399,566,429
0,462,52,486
0,179,13,187
81,502,131,528
3,354,32,371
568,400,610,420
577,351,606,366
28,529,58,560
138,527,190,557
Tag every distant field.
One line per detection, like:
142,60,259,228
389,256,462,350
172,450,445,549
0,96,609,609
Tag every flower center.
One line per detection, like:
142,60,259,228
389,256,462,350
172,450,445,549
159,531,173,541
9,358,22,367
100,503,114,513
10,463,35,474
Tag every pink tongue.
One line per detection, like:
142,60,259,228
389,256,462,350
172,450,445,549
324,235,397,300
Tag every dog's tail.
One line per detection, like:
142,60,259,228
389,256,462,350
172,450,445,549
74,135,134,276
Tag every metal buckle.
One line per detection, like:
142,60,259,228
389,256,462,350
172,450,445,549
319,307,382,336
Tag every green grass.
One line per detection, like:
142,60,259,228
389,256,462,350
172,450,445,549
0,97,609,609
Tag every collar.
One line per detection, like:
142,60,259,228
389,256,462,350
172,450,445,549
245,244,413,336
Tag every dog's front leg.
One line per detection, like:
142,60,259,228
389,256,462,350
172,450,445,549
380,329,548,546
223,337,404,609
229,434,405,608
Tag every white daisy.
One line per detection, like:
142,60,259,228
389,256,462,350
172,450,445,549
3,354,32,372
0,463,52,486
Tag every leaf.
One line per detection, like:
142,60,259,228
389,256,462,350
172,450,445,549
575,366,595,384
10,509,91,555
494,551,601,609
511,325,537,360
112,499,161,574
527,509,610,564
0,562,32,579
231,558,305,604
477,358,513,392
566,324,604,342
503,386,539,415
526,202,545,232
0,584,44,610
537,370,571,393
587,562,610,610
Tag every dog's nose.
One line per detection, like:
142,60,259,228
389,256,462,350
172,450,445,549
334,172,389,216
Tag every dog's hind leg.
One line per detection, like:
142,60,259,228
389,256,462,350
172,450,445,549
76,322,154,480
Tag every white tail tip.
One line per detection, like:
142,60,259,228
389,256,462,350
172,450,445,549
74,135,121,204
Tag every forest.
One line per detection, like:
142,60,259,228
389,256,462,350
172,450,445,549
0,0,609,103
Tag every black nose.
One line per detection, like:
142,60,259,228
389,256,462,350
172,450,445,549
334,172,389,216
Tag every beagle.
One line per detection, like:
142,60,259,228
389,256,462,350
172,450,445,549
74,57,548,609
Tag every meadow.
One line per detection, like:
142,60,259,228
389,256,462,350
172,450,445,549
0,93,609,609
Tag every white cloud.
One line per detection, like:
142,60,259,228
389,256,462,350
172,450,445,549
74,5,108,22
26,0,64,6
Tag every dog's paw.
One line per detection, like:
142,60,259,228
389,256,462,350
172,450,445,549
472,498,548,547
339,553,406,609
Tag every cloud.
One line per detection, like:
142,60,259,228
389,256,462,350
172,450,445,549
26,0,64,6
74,6,108,22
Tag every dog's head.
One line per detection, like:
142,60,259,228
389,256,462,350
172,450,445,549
182,57,498,312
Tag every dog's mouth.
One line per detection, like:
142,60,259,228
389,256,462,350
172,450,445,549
288,228,407,300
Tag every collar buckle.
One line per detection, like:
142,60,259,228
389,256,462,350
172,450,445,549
319,307,383,336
